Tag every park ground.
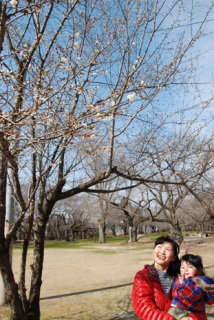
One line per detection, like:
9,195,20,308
1,234,214,320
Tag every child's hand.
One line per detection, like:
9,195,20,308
178,273,185,284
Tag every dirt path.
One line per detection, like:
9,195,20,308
1,235,214,319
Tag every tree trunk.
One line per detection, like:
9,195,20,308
98,219,106,244
28,214,48,320
171,221,183,245
0,247,27,320
19,184,35,313
20,216,33,314
81,229,85,239
138,226,143,234
122,225,127,236
56,225,60,240
129,225,137,242
111,224,116,237
0,151,25,318
70,229,74,241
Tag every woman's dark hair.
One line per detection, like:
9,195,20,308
180,254,205,276
155,235,180,277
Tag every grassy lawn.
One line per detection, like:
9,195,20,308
13,233,172,250
13,235,129,249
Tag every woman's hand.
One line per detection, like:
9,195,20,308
181,317,192,320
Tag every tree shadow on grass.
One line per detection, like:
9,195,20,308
40,282,133,301
109,311,139,320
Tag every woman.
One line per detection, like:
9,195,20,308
132,236,206,320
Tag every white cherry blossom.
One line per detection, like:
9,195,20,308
127,92,136,103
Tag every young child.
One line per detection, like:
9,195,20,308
168,253,214,320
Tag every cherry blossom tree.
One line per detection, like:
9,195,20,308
109,189,153,242
138,127,213,244
178,198,212,234
181,164,214,221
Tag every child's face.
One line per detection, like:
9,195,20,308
180,261,198,278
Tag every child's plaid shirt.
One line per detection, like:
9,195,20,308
171,276,214,312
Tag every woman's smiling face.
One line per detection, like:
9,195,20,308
153,241,175,272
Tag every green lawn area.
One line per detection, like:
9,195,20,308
13,233,172,250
